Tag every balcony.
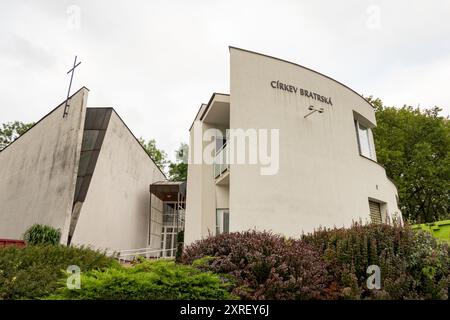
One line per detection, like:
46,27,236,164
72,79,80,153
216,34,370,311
214,142,229,179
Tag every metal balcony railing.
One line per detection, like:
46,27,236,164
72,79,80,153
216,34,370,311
214,142,229,178
108,247,178,261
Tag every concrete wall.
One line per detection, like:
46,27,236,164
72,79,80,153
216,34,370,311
184,126,203,245
0,88,88,240
228,48,401,237
184,121,217,244
215,184,229,209
71,110,165,252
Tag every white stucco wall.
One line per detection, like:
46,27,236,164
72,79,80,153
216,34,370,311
184,121,217,244
228,48,400,237
70,110,165,252
184,127,203,245
215,184,229,209
0,88,88,240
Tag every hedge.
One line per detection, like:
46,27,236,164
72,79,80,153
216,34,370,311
182,224,450,300
49,259,237,300
0,245,117,300
182,230,328,299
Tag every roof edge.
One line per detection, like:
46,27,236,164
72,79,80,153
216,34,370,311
228,46,375,109
109,108,168,180
188,92,230,132
0,86,90,153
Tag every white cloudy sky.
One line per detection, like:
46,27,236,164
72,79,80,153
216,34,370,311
1,0,449,160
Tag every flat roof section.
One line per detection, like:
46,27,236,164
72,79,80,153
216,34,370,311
189,93,230,131
150,181,186,201
200,93,230,127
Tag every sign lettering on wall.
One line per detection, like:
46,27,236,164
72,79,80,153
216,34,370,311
270,80,333,106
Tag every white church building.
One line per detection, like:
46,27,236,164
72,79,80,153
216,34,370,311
0,47,401,255
183,47,402,244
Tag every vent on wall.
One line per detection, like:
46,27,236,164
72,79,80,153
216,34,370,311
369,200,382,224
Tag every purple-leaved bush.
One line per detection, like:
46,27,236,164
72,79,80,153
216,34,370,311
182,224,449,300
182,230,328,299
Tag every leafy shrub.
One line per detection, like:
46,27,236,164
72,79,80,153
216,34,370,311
23,224,61,245
49,259,236,300
0,245,117,299
177,230,184,243
175,230,184,263
301,223,450,299
181,231,328,300
182,226,449,300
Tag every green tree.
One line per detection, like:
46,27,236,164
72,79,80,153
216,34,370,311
139,137,168,173
169,142,188,181
368,96,450,223
0,121,34,150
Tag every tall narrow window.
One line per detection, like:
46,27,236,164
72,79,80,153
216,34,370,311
369,200,382,224
355,120,374,159
216,209,229,235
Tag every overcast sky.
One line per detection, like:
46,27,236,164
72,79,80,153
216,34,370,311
1,0,449,160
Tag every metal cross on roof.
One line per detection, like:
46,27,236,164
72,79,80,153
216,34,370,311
63,56,82,118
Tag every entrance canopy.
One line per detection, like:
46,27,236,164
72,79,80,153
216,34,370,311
149,181,186,202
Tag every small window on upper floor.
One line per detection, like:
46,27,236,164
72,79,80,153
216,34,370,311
354,119,375,160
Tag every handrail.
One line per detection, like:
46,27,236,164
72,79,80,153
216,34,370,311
215,139,228,156
112,247,154,253
108,247,177,260
214,142,230,178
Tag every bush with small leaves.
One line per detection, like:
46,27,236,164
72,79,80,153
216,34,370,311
23,224,61,246
183,226,449,300
301,223,450,299
49,259,237,300
182,230,328,300
0,245,117,300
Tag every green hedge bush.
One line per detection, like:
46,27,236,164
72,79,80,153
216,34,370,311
49,259,237,300
0,245,117,300
23,224,61,245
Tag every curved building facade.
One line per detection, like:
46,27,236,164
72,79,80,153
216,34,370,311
184,47,402,244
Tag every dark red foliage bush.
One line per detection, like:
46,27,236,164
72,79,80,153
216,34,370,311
182,225,449,300
301,223,450,299
181,230,328,300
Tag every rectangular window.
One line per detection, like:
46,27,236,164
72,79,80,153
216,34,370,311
216,209,229,235
355,120,374,159
369,200,382,224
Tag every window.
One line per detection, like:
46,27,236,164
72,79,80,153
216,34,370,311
368,200,382,224
355,120,374,160
160,226,177,257
216,209,229,235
